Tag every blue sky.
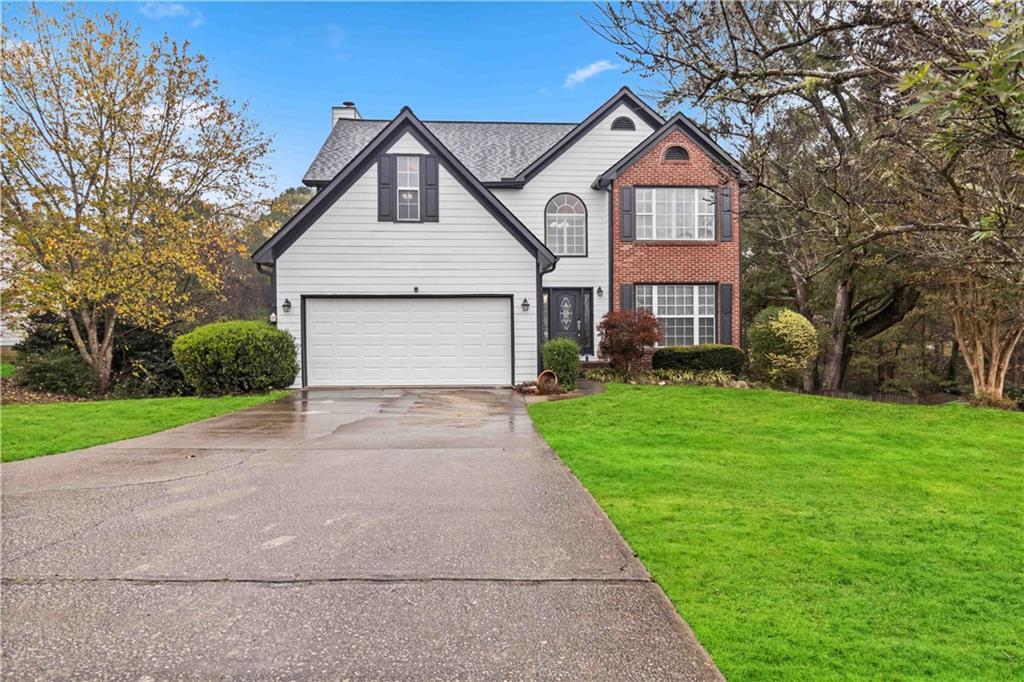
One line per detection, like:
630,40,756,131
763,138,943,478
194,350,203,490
11,2,684,196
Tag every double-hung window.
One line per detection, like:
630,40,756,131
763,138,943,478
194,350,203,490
635,284,716,346
397,156,420,221
635,188,715,240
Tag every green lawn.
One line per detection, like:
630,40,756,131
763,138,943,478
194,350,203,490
0,362,14,378
1,392,287,462
529,384,1023,681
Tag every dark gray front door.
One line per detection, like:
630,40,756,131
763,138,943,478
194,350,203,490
546,288,593,354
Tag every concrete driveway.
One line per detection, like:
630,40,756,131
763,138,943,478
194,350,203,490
1,388,721,680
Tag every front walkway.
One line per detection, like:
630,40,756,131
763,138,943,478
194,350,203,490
1,388,721,680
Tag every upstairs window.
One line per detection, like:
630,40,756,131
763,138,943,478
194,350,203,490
636,284,716,346
396,156,420,221
635,187,715,241
611,116,636,131
545,193,587,256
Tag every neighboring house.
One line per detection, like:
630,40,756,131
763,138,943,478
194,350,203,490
0,318,23,349
254,88,748,387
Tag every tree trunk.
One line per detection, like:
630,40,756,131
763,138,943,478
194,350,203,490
65,306,117,395
948,283,1024,402
821,277,855,391
945,338,960,385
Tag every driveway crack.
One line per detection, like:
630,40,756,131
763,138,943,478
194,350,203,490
8,455,253,494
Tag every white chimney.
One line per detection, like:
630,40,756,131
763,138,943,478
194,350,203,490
332,101,361,125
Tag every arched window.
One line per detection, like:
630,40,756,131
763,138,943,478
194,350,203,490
545,194,587,256
611,116,636,131
665,146,689,161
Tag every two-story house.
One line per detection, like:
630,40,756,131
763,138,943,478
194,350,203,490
253,88,748,387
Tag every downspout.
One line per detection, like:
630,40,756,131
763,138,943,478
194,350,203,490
536,256,558,377
256,262,277,324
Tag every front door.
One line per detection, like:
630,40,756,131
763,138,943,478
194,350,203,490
546,288,593,354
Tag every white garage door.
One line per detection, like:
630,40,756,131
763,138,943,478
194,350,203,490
304,297,513,387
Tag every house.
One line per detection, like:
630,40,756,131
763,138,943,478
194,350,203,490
253,88,748,387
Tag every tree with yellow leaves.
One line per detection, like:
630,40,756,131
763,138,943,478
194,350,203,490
2,3,270,394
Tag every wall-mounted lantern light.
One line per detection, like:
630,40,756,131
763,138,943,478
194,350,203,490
269,311,278,325
282,298,292,312
521,298,530,312
596,286,604,297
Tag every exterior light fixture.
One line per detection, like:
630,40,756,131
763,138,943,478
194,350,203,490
282,298,292,312
521,298,530,312
269,311,278,325
597,286,604,297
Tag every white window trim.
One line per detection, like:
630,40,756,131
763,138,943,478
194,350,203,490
635,187,716,241
396,156,420,222
544,194,587,257
636,284,717,347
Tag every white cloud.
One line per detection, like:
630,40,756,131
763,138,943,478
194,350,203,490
140,3,187,19
327,23,344,50
140,2,203,27
564,60,618,89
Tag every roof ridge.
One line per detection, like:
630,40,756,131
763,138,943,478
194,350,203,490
334,118,578,126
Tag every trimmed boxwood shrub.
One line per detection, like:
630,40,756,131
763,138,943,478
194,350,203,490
652,344,746,376
172,321,298,396
541,338,581,391
748,306,819,387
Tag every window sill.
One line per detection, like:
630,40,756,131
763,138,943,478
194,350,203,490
631,240,720,246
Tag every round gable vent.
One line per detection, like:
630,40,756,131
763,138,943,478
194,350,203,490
664,146,689,161
611,116,636,131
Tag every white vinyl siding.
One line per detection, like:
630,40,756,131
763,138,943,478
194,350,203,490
492,103,656,355
636,187,715,241
276,132,539,386
636,284,716,346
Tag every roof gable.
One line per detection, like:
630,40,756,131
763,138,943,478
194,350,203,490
504,87,664,187
252,108,557,269
593,113,752,188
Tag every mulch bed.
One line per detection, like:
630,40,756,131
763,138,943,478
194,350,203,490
1,377,88,404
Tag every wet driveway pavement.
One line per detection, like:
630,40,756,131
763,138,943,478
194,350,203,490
1,388,721,680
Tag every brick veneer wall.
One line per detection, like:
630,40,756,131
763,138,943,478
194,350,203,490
611,129,741,347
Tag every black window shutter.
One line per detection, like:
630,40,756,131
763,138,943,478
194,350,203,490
378,154,395,221
620,186,635,241
718,185,733,241
422,155,439,222
620,283,634,310
719,283,734,344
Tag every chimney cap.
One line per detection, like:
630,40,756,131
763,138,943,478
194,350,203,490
342,101,355,107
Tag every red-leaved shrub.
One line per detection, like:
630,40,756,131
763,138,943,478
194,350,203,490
597,309,662,373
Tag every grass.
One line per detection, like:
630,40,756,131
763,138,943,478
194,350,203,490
529,384,1023,681
1,391,287,462
0,362,14,378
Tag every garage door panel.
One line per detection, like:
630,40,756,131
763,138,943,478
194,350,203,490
304,297,512,386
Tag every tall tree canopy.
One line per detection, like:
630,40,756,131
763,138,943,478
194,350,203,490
595,0,1024,400
1,4,270,393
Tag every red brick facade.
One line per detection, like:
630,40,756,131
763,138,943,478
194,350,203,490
611,129,741,346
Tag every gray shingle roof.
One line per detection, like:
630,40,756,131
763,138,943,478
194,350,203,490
302,119,577,185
